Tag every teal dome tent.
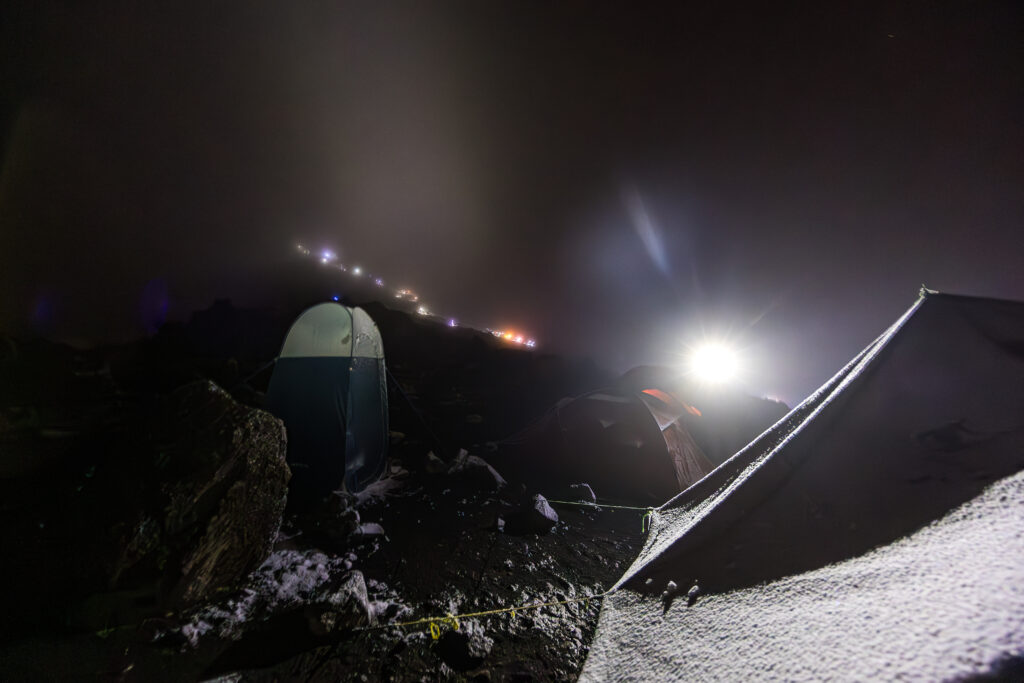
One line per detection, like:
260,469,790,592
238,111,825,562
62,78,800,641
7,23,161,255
266,303,388,498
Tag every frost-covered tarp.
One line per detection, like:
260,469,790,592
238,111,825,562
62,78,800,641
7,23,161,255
582,291,1024,680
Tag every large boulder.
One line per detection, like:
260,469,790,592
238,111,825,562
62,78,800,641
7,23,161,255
111,380,291,608
1,378,291,641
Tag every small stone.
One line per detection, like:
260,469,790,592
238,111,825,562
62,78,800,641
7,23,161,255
357,523,386,537
324,508,360,542
448,454,506,491
326,490,357,514
507,494,558,534
568,483,597,504
425,451,448,475
307,570,374,634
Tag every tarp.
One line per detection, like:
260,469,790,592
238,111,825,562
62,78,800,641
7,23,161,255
582,291,1024,680
266,303,388,497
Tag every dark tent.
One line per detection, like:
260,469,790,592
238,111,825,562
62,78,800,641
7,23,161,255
266,303,388,498
497,386,715,503
582,291,1024,680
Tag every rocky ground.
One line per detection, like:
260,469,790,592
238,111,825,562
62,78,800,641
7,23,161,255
1,427,643,682
161,452,643,682
0,326,645,681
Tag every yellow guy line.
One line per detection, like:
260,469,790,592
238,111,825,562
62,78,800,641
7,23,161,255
357,591,611,639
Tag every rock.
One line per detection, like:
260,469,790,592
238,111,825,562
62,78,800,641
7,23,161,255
307,570,375,634
330,508,361,541
355,475,405,506
171,550,383,646
568,483,597,504
357,522,386,537
326,490,358,513
448,450,507,491
112,380,291,608
435,620,494,671
507,494,559,534
425,451,449,474
319,491,361,541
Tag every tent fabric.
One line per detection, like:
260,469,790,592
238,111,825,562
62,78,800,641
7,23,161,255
638,390,715,491
582,469,1024,682
495,387,715,503
266,303,388,497
554,389,715,502
279,303,354,358
582,291,1024,680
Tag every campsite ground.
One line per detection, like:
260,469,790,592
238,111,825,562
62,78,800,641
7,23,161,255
0,315,646,681
0,435,644,681
199,453,646,681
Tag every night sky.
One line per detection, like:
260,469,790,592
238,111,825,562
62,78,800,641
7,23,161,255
2,2,1022,403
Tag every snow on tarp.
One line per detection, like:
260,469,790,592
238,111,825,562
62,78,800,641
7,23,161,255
582,291,1024,680
582,468,1024,682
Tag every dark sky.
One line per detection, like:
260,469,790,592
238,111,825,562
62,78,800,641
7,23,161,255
2,1,1022,402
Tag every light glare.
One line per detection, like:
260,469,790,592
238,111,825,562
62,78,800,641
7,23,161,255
689,343,739,384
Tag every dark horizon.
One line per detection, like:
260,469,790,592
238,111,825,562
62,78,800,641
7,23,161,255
2,1,1022,403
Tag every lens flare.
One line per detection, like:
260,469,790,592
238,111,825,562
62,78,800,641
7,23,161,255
689,343,739,384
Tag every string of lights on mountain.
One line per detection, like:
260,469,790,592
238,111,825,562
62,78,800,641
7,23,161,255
296,243,537,349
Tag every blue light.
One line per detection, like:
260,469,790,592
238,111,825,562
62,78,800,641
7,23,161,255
332,295,339,301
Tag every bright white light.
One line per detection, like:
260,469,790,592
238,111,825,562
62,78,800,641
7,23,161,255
322,250,335,261
352,266,362,276
689,343,739,384
417,306,429,316
526,339,536,348
448,319,457,327
375,278,384,286
320,257,328,264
